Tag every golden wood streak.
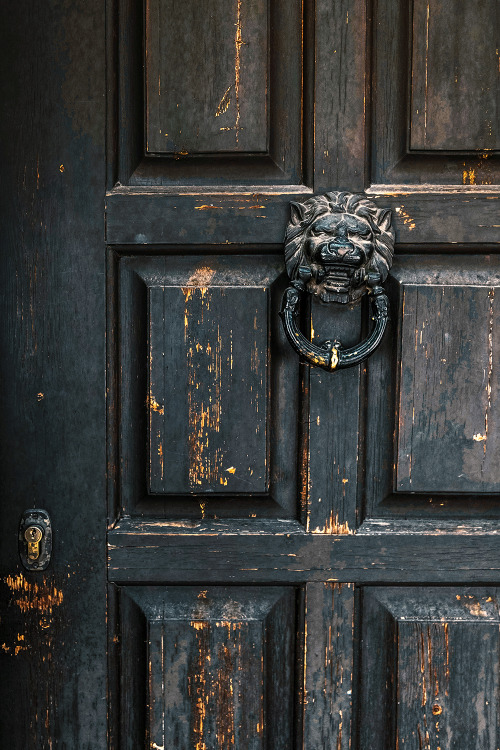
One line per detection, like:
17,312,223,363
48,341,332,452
234,0,244,144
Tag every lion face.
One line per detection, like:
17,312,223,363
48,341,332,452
300,211,376,303
284,191,395,304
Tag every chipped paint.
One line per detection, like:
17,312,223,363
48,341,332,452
157,442,164,480
189,621,210,750
395,205,416,230
215,86,232,117
149,397,164,415
186,620,244,750
234,0,245,144
2,567,66,747
184,289,223,487
187,267,216,288
216,639,235,749
5,573,63,614
461,599,489,617
311,513,352,535
463,153,494,186
180,270,228,489
462,167,476,185
482,288,494,463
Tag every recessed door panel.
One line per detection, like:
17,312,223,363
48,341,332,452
396,283,500,493
145,0,269,155
360,587,500,749
116,254,300,517
372,0,500,186
119,586,295,750
363,255,500,520
410,0,500,151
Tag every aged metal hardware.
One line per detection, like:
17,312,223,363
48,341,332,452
24,525,43,560
19,509,52,571
280,191,395,371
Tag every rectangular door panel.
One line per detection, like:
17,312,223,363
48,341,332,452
360,587,500,749
115,253,300,518
148,284,269,494
364,255,500,520
372,0,500,186
119,586,295,750
396,284,500,493
410,0,500,152
145,0,269,155
117,0,304,185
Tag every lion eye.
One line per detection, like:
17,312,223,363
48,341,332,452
351,228,369,238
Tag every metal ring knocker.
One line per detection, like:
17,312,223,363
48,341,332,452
280,191,395,372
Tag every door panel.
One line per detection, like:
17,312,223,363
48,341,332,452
148,282,270,495
145,0,270,155
119,587,296,750
365,256,500,516
116,254,299,517
120,0,303,185
395,263,500,493
361,587,500,749
410,0,500,152
373,0,500,186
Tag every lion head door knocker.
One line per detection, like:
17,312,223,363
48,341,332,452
280,191,395,371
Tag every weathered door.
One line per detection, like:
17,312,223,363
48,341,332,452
2,0,500,747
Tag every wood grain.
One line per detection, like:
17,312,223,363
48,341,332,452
373,0,500,184
313,0,368,192
117,254,299,518
106,189,500,246
116,0,303,185
107,518,500,584
0,0,107,746
306,300,362,533
302,583,355,749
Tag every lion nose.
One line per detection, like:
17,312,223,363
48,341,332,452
319,242,352,262
331,244,350,256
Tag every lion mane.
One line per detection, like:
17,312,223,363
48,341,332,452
284,191,395,291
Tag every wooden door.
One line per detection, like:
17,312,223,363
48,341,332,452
1,1,500,748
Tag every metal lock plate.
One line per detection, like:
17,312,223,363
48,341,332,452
19,509,52,571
